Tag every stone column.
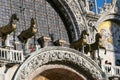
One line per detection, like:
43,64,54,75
25,39,30,52
5,34,10,47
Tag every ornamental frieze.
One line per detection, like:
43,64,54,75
13,47,106,80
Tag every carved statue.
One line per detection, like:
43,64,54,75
0,14,19,47
70,30,89,50
84,33,106,66
17,18,38,44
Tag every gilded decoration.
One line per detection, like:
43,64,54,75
98,20,120,52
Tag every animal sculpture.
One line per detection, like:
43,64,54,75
70,30,89,50
18,18,38,44
0,14,19,47
84,33,106,60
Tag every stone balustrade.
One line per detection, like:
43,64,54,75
0,48,24,63
102,64,120,78
0,46,120,79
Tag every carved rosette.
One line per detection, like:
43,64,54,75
13,47,106,80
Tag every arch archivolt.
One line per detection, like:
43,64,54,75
59,0,83,24
50,0,87,40
96,14,120,28
13,47,106,80
29,64,86,80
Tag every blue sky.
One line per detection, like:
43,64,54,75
97,0,104,7
97,0,112,7
92,0,112,13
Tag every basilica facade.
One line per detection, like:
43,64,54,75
0,0,120,80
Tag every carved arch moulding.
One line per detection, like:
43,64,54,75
48,0,89,41
96,14,120,28
12,47,106,80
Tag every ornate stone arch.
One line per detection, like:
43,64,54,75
47,0,88,42
12,47,106,80
11,1,107,80
85,0,118,31
96,13,120,28
96,0,120,28
96,13,120,52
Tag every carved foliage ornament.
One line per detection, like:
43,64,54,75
13,47,105,80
